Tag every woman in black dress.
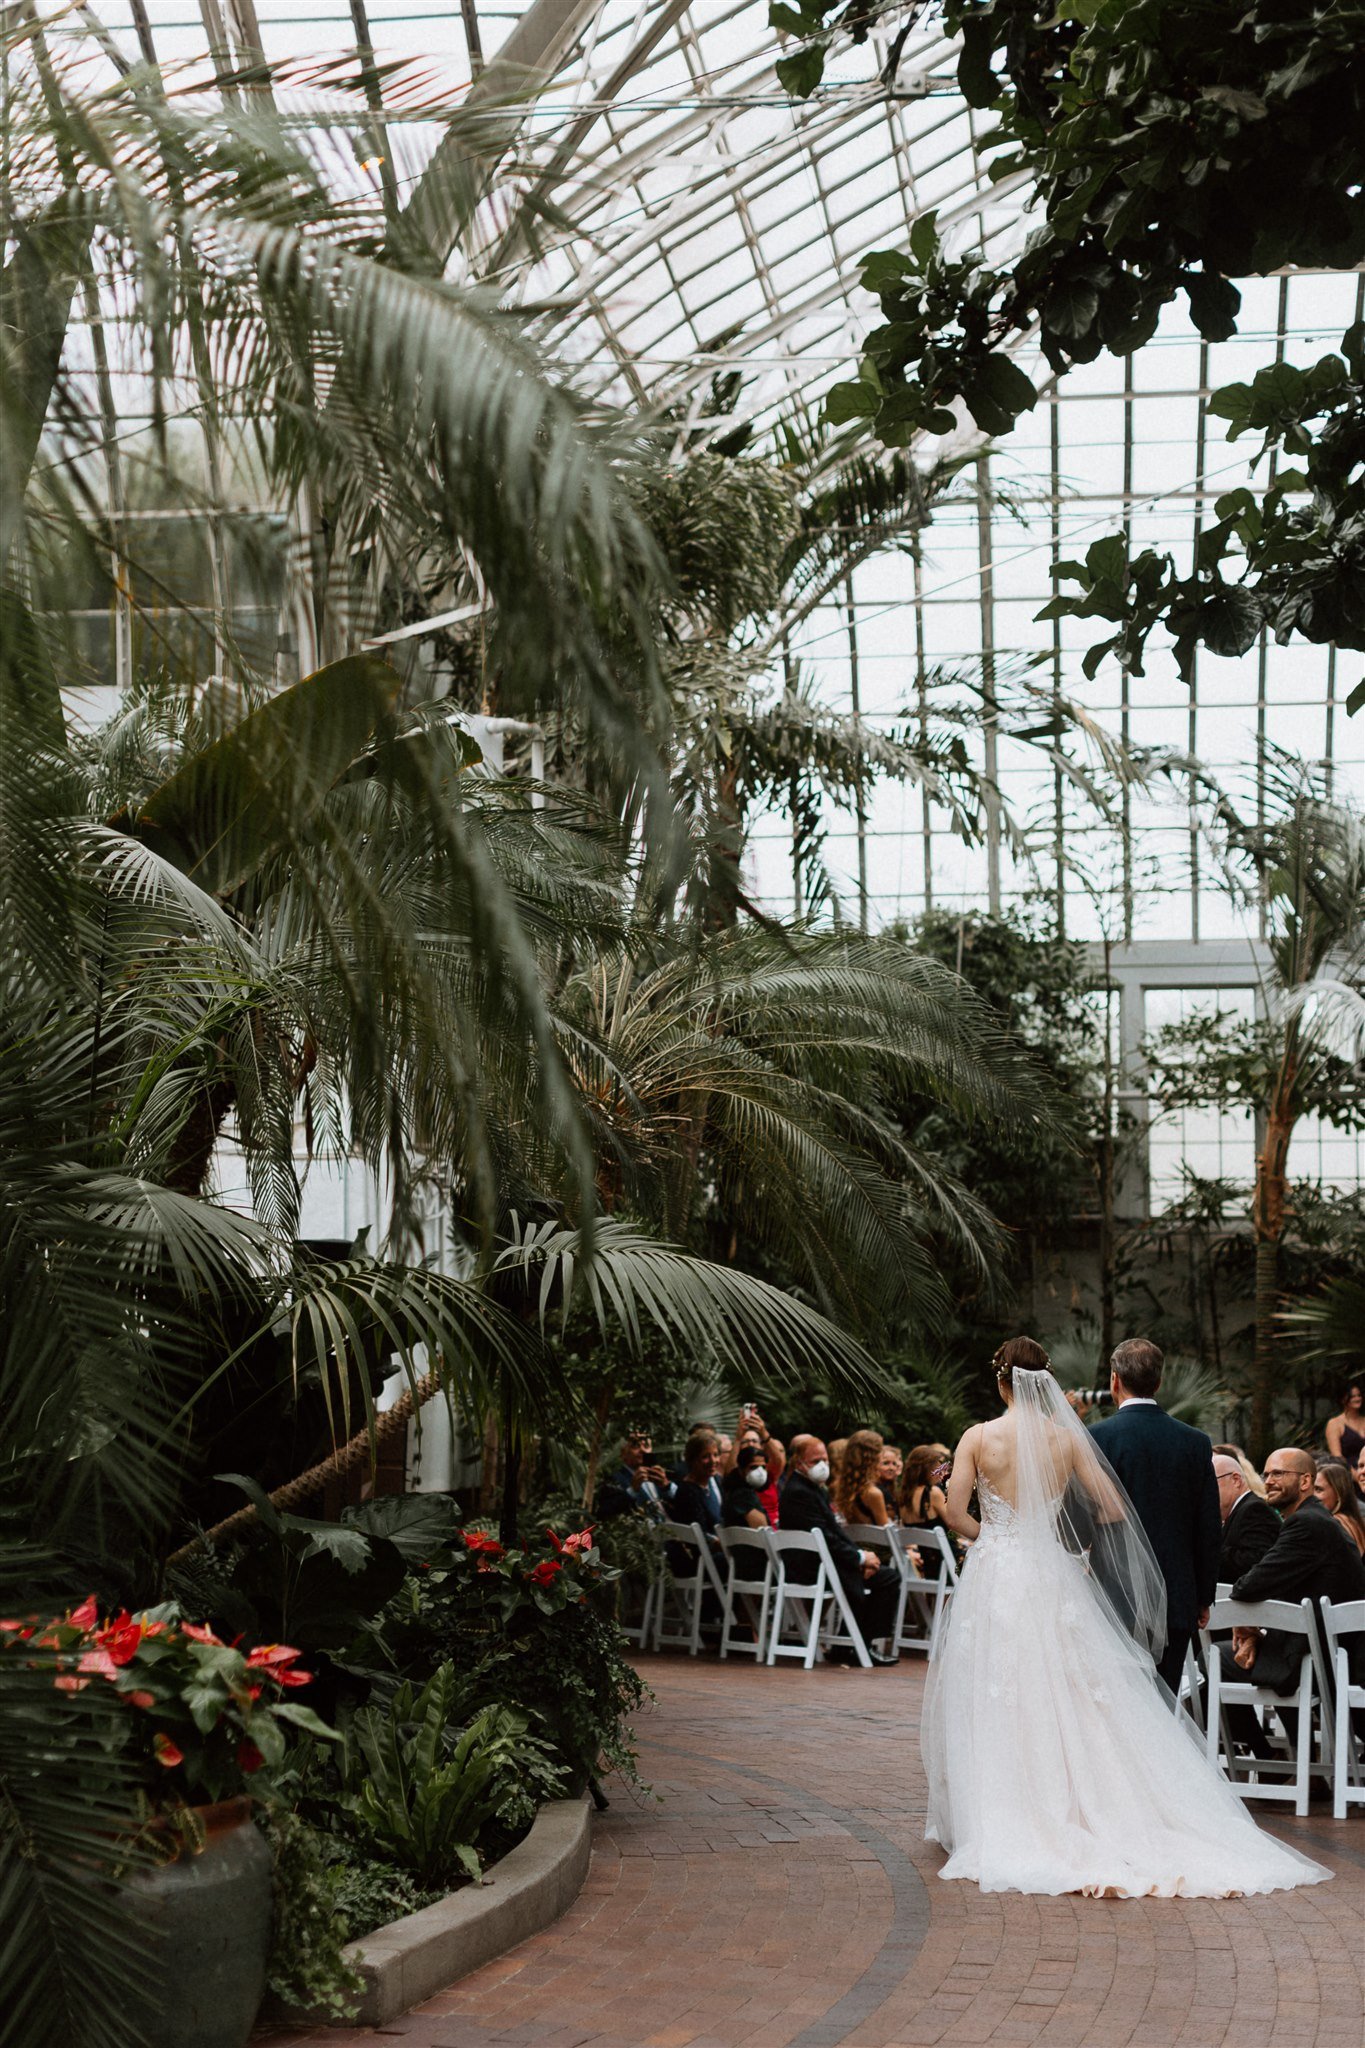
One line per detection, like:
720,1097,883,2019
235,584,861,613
1324,1379,1365,1480
898,1441,952,1575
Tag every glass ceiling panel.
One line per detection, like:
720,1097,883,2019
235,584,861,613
65,2,1365,961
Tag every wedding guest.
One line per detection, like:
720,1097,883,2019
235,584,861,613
1314,1458,1365,1555
1324,1380,1365,1469
1223,1447,1365,1736
1214,1442,1267,1500
756,1437,785,1523
670,1433,722,1537
720,1443,771,1532
601,1432,669,1519
1356,1444,1365,1502
832,1429,891,1527
877,1444,904,1507
899,1444,952,1574
1213,1450,1279,1582
828,1437,848,1503
780,1436,900,1665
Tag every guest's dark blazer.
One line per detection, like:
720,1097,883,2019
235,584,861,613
669,1477,718,1537
1218,1490,1281,1585
1230,1495,1365,1693
1089,1402,1221,1634
778,1468,863,1584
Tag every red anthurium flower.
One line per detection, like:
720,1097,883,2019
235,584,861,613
127,1689,156,1709
463,1531,504,1556
77,1647,118,1681
562,1530,594,1556
529,1558,562,1587
245,1643,302,1670
546,1528,564,1552
54,1673,90,1693
0,1620,35,1637
276,1666,313,1688
95,1616,144,1666
153,1733,184,1768
180,1622,223,1646
236,1740,264,1773
69,1596,99,1630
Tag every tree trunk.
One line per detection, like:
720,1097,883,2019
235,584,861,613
1098,974,1116,1379
581,1381,613,1512
1249,1047,1297,1462
498,1392,521,1548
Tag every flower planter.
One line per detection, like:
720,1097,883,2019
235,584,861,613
124,1798,272,2048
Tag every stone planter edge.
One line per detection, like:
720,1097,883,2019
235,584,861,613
277,1793,594,2030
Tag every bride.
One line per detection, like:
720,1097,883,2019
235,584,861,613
921,1337,1330,1898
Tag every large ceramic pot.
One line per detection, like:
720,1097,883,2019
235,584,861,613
124,1797,272,2048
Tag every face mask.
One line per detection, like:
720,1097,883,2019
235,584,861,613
806,1459,830,1485
745,1465,768,1489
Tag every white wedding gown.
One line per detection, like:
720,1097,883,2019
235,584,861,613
922,1474,1332,1898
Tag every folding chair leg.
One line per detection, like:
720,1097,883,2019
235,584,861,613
1294,1694,1310,1816
1334,1695,1348,1821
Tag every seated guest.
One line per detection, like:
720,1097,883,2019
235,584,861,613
756,1437,784,1524
877,1443,903,1511
1324,1380,1365,1470
1315,1458,1365,1555
670,1432,722,1533
720,1444,772,1532
669,1423,717,1486
1357,1444,1365,1503
779,1436,900,1665
1214,1441,1267,1500
899,1444,952,1574
832,1428,891,1527
600,1432,669,1519
1221,1447,1365,1746
1213,1449,1280,1581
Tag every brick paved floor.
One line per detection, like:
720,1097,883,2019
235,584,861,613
260,1653,1365,2048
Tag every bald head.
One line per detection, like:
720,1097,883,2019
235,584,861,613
1262,1445,1315,1516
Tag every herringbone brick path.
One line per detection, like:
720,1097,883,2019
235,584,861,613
260,1653,1365,2048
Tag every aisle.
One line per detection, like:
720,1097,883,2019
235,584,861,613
264,1654,1365,2048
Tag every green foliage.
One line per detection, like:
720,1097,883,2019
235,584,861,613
806,0,1365,690
367,1531,647,1792
0,1638,160,2048
339,1667,565,1888
326,1855,443,1944
258,1808,362,2020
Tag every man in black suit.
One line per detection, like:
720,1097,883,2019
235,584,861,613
1089,1338,1222,1693
1225,1446,1365,1698
779,1435,900,1666
1212,1451,1281,1583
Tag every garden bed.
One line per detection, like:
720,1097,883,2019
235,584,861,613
271,1794,593,2028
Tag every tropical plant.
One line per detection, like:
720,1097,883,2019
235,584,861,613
1146,772,1365,1451
339,1670,564,1887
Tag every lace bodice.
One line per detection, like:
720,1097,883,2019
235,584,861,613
976,1473,1020,1533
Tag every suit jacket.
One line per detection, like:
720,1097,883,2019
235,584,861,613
1090,1403,1221,1634
1218,1491,1281,1585
778,1469,863,1582
1230,1496,1365,1693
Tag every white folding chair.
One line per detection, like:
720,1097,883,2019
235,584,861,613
717,1525,776,1661
1200,1596,1321,1814
1178,1638,1206,1734
766,1529,872,1669
890,1526,958,1656
653,1521,725,1655
617,1569,661,1651
1319,1597,1365,1820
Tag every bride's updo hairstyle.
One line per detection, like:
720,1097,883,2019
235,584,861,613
993,1336,1052,1389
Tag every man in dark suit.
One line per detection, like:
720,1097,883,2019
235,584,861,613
1089,1338,1222,1693
1212,1451,1281,1583
779,1435,900,1665
1225,1446,1365,1697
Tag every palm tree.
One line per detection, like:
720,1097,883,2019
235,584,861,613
1222,778,1365,1453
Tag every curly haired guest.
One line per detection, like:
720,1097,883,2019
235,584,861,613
831,1428,890,1526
